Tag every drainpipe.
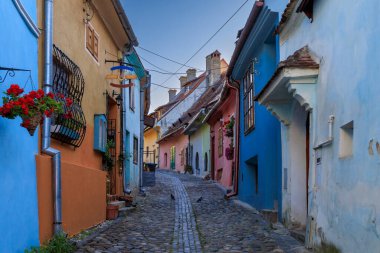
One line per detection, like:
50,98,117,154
121,78,131,194
313,115,335,149
139,73,150,192
42,0,62,234
226,78,240,198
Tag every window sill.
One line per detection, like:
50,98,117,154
244,126,255,136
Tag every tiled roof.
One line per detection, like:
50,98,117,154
158,74,226,142
255,46,318,100
275,0,298,34
278,46,319,69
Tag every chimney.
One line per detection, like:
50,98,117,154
179,76,187,88
186,68,197,82
206,50,221,87
168,89,177,102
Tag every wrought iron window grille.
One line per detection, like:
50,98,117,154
51,45,86,147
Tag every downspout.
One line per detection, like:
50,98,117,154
313,115,335,149
122,79,131,194
226,78,240,198
42,0,62,234
139,73,150,192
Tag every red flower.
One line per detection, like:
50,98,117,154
6,84,24,96
65,98,73,107
36,89,44,99
63,111,73,119
21,119,31,128
57,93,65,99
47,92,54,99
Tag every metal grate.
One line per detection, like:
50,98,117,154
107,119,117,167
51,45,86,147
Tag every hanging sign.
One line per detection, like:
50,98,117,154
105,65,137,82
110,82,134,88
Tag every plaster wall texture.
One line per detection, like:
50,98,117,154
0,1,40,251
210,92,237,189
233,35,282,213
143,127,159,164
275,0,380,251
158,134,188,173
189,124,210,178
36,0,127,240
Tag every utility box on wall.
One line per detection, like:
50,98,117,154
94,114,107,152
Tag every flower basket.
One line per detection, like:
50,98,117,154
0,84,73,136
225,128,233,137
225,146,234,160
22,112,42,136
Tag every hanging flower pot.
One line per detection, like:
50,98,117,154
0,84,73,136
225,145,234,160
21,112,42,136
223,116,235,138
225,128,233,137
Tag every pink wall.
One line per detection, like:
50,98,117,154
158,134,188,173
210,90,236,189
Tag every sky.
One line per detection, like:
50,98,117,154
121,0,254,112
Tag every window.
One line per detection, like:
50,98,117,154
243,63,255,133
86,23,99,60
129,81,135,111
164,153,168,167
339,121,354,158
218,127,223,157
146,146,149,157
204,152,208,171
133,137,138,164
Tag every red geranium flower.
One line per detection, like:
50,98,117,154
6,84,24,96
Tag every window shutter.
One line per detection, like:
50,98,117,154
86,25,93,52
93,33,99,59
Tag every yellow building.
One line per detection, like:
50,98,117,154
36,0,138,242
144,124,160,165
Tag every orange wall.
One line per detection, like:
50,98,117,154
36,152,106,243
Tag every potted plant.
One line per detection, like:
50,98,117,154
103,139,115,171
0,84,72,136
106,204,119,220
224,116,235,138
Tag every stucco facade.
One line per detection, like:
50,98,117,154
143,126,159,164
228,1,285,219
158,134,188,172
189,124,211,178
0,1,40,251
207,89,237,189
258,0,380,251
36,0,136,241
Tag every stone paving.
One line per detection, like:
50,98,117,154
75,170,309,253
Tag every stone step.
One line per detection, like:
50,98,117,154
108,201,125,209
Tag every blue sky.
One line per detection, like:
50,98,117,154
122,0,254,112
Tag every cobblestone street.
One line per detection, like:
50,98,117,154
76,170,308,253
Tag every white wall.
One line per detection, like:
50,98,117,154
277,0,380,251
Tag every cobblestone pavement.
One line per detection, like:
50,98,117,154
76,170,308,253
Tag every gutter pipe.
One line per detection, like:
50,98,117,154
139,73,150,191
42,0,62,234
313,115,334,149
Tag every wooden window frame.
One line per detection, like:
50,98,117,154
133,136,138,165
129,81,135,111
218,127,223,157
243,63,255,134
85,23,99,61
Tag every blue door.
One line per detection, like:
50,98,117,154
124,130,131,186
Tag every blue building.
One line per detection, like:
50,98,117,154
123,49,149,191
226,1,287,221
0,0,40,251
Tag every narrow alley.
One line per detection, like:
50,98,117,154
75,171,306,253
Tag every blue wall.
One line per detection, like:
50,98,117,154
0,1,40,252
232,6,282,217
